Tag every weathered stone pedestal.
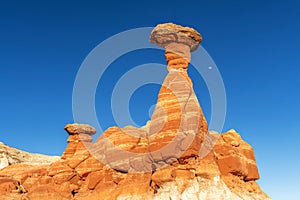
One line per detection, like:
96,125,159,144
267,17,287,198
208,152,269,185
62,123,96,159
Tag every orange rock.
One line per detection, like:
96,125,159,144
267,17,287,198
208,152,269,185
48,161,71,174
85,171,104,190
217,155,248,177
213,130,260,181
115,172,152,196
65,150,90,169
62,123,95,160
38,176,52,185
94,23,208,173
171,169,195,180
0,176,18,195
149,23,208,163
151,166,174,186
245,163,260,181
75,157,104,177
52,171,76,184
0,23,270,200
27,185,71,200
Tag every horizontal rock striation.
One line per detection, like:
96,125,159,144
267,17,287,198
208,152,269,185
0,130,270,200
0,23,271,200
91,22,208,173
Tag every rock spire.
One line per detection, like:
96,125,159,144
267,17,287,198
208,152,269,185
0,23,270,200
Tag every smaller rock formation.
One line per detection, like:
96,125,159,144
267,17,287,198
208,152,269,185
213,129,259,181
62,123,96,159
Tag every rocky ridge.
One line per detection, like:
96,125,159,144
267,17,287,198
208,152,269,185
0,23,271,200
0,142,60,170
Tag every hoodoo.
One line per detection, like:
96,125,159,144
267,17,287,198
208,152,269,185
0,23,271,200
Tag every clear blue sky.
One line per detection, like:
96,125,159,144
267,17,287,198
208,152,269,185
0,1,299,199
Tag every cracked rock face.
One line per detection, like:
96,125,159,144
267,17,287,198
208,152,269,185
0,23,271,200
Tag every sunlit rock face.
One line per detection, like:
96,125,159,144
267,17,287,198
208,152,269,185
213,129,260,181
0,142,59,170
92,22,208,173
0,23,271,200
0,131,270,200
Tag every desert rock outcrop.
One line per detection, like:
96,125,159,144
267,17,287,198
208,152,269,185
91,22,208,173
0,23,271,200
0,142,59,170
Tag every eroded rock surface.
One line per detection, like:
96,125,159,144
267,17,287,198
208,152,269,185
213,129,260,181
0,130,270,199
0,142,59,170
91,22,208,173
0,23,271,200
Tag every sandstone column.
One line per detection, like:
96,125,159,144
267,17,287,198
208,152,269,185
92,23,209,172
148,23,208,162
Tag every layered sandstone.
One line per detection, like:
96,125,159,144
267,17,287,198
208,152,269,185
91,22,208,173
62,123,96,160
213,129,260,181
0,130,270,200
0,23,271,200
